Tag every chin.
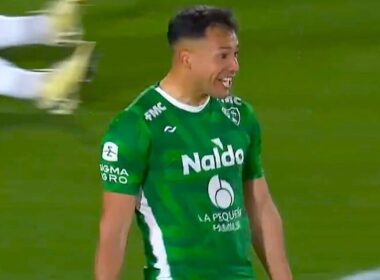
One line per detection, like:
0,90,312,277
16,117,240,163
208,88,230,99
214,90,230,99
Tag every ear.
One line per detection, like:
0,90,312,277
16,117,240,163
178,48,192,70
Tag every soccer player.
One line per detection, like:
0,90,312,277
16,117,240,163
0,0,94,114
96,5,292,280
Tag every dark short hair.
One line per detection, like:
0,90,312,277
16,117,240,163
167,5,238,47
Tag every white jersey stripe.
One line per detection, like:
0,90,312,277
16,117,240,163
138,192,172,279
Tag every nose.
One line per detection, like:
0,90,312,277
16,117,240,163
230,56,239,73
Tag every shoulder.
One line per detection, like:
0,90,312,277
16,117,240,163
104,85,164,138
108,84,168,128
121,85,170,125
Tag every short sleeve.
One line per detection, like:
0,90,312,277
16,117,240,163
243,105,264,181
99,110,150,195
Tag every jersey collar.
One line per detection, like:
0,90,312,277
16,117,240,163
154,86,210,113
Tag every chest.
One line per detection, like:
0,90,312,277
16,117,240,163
146,110,250,179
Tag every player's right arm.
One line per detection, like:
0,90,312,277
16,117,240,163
95,110,150,280
95,193,137,280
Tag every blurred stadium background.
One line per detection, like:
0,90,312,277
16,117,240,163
1,0,379,279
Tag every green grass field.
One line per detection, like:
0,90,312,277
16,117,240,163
1,0,380,279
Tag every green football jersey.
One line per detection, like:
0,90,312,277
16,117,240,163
99,85,264,280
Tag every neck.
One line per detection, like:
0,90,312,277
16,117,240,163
159,68,209,107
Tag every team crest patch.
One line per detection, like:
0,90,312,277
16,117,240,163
222,107,241,126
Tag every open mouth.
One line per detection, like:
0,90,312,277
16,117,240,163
219,77,233,89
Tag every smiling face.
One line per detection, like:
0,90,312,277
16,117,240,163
184,25,240,98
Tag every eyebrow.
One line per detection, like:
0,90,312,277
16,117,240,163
219,45,239,50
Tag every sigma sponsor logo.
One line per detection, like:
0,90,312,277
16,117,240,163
181,138,244,175
144,102,167,121
219,96,242,106
100,164,129,184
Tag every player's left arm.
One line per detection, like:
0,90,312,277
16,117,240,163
240,101,292,279
244,178,292,280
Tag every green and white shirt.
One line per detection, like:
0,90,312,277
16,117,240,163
100,85,264,280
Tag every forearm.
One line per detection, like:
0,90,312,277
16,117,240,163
252,200,292,280
95,192,136,280
95,230,127,280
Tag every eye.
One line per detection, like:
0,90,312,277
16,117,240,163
234,51,239,58
220,53,228,59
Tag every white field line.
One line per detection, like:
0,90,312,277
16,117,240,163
341,267,380,280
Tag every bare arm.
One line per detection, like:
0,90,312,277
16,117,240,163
243,178,292,280
95,192,137,280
